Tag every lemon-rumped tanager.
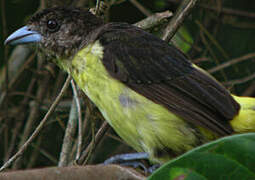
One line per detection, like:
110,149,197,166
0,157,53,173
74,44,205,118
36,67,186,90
5,7,255,163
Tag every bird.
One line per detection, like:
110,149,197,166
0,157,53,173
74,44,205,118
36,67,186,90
5,7,255,164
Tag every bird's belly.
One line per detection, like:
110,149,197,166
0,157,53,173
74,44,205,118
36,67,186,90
70,42,206,162
73,70,204,162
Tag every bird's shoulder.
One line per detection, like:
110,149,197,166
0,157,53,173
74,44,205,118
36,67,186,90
94,22,193,84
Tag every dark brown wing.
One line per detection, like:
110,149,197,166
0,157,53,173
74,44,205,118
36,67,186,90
96,23,240,136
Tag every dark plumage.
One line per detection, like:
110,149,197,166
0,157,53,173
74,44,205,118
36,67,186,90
28,7,104,59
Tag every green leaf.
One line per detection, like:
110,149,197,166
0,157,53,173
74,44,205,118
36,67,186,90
148,133,255,180
168,167,207,180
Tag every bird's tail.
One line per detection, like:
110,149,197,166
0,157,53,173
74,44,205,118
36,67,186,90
230,95,255,133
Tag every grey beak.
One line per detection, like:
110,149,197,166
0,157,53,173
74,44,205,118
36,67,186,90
5,26,41,45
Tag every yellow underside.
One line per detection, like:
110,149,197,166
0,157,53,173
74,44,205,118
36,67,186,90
57,41,255,163
231,95,255,133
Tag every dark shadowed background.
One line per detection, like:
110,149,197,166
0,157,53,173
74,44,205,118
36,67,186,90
0,0,255,170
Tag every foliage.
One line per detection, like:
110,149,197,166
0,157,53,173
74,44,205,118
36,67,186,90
148,133,255,180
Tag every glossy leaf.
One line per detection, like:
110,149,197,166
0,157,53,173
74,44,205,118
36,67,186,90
148,133,255,180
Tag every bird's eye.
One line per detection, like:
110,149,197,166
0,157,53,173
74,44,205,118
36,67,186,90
47,19,59,32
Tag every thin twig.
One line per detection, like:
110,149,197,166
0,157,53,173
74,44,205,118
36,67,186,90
129,0,151,16
199,25,227,81
8,53,36,89
134,10,173,30
162,0,199,42
199,3,255,19
58,98,78,167
1,0,9,133
4,78,37,162
242,83,255,96
13,63,53,169
29,138,58,165
4,121,22,162
1,0,8,87
27,136,42,168
77,121,109,165
82,100,92,137
40,0,46,9
0,75,72,172
52,72,66,98
95,0,101,15
195,20,229,60
192,57,210,64
0,52,34,108
208,52,255,74
71,80,83,160
110,0,126,6
83,115,96,165
168,0,255,19
223,73,255,86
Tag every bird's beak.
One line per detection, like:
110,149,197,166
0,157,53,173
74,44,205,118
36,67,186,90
4,26,42,45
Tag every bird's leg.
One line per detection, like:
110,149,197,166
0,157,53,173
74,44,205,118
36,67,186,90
103,152,160,173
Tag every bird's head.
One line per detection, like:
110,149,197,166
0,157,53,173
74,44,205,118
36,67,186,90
5,7,104,60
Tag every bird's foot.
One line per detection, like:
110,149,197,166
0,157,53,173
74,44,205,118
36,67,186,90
103,152,160,174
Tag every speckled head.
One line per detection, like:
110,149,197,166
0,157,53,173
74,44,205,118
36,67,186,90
5,7,104,60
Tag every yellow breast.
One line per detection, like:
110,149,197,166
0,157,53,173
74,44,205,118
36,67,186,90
67,41,206,162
